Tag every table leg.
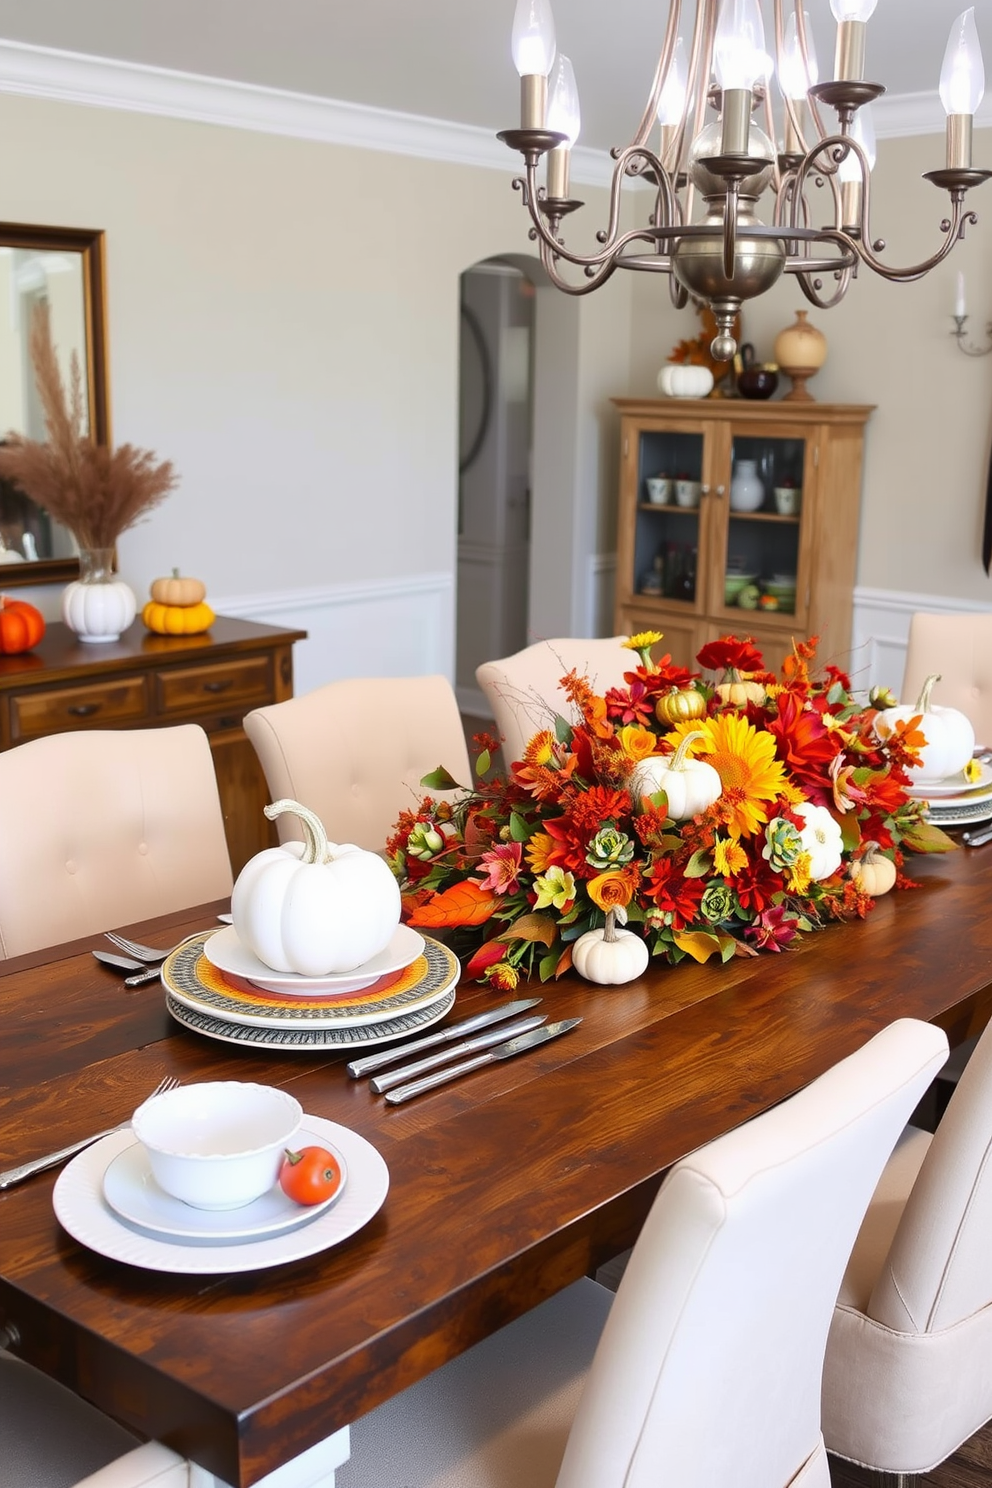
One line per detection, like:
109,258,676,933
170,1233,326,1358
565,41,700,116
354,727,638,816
202,1427,351,1488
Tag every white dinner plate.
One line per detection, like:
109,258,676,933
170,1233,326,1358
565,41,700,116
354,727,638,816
202,923,425,996
54,1115,388,1274
165,986,457,1050
905,761,992,801
102,1127,347,1241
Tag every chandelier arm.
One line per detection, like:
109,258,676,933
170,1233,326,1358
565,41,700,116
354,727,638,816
629,0,684,152
791,262,855,310
537,240,622,295
518,146,676,272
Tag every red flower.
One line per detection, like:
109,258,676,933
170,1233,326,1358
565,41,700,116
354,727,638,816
604,678,655,726
745,904,800,951
644,858,706,928
767,692,838,805
696,636,766,675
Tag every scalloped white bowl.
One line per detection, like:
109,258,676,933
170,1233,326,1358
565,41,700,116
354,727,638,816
132,1081,302,1210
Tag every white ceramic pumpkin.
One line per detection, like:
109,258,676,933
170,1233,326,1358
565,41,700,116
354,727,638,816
629,730,723,822
875,673,975,784
656,364,715,399
62,575,137,644
572,907,650,986
794,802,844,881
231,798,401,975
849,841,897,897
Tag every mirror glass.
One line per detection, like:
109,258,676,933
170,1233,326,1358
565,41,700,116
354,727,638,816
0,224,109,586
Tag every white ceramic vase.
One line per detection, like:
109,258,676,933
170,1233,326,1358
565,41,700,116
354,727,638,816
62,547,137,644
729,460,765,513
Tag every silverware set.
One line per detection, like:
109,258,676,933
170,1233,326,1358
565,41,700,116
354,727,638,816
346,998,582,1105
0,1076,181,1190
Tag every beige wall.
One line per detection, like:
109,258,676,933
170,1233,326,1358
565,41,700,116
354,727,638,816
628,130,992,605
3,84,991,676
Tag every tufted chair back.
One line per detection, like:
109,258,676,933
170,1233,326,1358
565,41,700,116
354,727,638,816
0,725,233,960
476,637,633,767
900,611,992,746
244,676,471,853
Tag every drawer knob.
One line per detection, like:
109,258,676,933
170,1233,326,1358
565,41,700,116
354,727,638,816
203,679,233,694
67,703,101,718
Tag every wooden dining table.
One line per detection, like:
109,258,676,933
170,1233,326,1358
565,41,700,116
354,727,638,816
1,845,991,1487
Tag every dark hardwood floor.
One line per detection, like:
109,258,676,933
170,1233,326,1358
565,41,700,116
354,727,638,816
829,1423,992,1485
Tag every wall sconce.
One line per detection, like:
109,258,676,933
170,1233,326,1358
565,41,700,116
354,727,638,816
952,271,992,355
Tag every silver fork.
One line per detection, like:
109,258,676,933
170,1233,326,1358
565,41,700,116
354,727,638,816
105,932,188,962
0,1076,181,1190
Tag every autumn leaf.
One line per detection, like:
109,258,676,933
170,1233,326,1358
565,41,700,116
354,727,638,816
498,912,557,947
407,880,498,928
465,939,511,980
673,929,726,963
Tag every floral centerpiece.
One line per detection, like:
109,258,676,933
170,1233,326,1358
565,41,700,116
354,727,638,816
387,633,954,989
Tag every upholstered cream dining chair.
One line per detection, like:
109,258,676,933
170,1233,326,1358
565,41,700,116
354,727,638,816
821,1015,992,1484
338,1019,948,1488
0,726,233,960
476,637,632,766
244,675,472,853
900,611,992,746
1,1348,194,1487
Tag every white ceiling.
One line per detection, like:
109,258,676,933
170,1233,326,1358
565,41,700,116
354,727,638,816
0,0,989,154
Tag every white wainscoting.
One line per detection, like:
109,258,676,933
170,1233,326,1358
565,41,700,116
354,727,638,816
851,586,992,696
588,552,617,641
214,572,453,697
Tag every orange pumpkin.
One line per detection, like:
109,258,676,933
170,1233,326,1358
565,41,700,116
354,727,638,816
0,595,45,654
142,599,215,635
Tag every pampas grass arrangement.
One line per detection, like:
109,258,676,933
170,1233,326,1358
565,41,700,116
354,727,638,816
0,304,177,551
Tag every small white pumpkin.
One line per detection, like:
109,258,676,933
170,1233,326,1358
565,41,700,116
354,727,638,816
875,673,975,784
794,802,844,881
232,798,401,976
572,907,650,986
849,841,897,897
62,575,137,644
656,363,715,399
630,730,723,822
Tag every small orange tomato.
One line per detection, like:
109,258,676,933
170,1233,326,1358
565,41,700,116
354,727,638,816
279,1146,342,1206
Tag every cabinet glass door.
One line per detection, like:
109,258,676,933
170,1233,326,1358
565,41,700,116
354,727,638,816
632,427,706,610
716,430,808,624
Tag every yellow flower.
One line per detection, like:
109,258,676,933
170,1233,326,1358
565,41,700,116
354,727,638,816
533,866,576,911
622,630,664,653
617,724,657,762
525,831,556,874
523,730,556,766
713,836,748,876
965,757,982,784
786,851,812,896
485,961,520,991
669,712,802,839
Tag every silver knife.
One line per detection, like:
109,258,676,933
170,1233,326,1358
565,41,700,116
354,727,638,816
370,1014,548,1093
962,824,992,847
346,998,543,1078
383,1018,582,1105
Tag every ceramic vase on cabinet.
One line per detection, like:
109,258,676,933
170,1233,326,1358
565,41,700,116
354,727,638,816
62,548,137,644
729,460,765,513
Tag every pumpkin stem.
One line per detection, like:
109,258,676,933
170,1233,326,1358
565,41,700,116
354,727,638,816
172,567,180,578
862,841,882,864
263,798,331,865
915,673,940,714
603,908,617,943
670,730,708,771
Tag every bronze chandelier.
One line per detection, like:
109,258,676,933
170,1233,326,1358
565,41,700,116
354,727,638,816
499,0,990,360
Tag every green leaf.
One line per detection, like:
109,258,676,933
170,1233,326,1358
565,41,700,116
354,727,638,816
474,748,492,777
900,820,959,854
684,848,713,879
509,811,532,843
420,766,461,791
538,951,560,982
838,812,862,853
554,715,573,744
826,680,846,705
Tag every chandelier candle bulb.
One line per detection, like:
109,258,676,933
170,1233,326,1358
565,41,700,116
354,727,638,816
512,0,556,128
832,19,867,82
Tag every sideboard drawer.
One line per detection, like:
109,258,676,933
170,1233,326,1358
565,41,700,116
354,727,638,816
156,656,273,718
11,676,150,742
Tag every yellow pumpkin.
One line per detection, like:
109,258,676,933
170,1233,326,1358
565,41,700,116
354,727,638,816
149,568,207,607
142,599,215,635
655,686,707,727
715,670,766,707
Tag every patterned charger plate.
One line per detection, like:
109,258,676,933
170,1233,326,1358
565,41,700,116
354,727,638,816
162,931,459,1030
165,987,457,1051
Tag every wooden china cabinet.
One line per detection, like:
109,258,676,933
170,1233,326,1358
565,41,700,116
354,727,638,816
613,398,874,672
0,616,306,875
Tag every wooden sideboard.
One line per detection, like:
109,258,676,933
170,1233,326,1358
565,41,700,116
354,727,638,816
0,616,307,874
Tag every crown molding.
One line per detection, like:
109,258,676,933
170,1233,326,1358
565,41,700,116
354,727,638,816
0,35,985,189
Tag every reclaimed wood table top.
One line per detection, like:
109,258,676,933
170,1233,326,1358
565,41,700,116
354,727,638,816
1,849,991,1487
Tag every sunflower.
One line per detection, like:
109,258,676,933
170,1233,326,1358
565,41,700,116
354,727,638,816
669,712,803,839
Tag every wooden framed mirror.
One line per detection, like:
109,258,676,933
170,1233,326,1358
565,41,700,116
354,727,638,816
0,223,109,586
